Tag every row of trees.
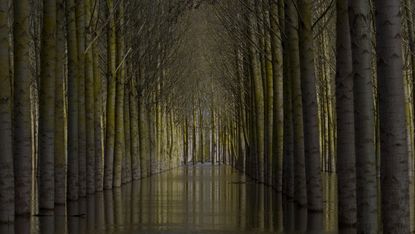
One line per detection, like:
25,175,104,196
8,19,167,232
0,0,210,223
211,0,414,233
2,0,415,232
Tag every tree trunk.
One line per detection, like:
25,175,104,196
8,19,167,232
375,0,410,232
286,0,307,205
39,0,57,213
104,0,117,189
54,0,66,205
269,0,284,193
192,103,197,164
262,0,274,186
349,0,378,232
75,0,87,197
336,0,357,226
124,83,132,183
298,0,323,212
248,0,265,183
199,106,204,163
0,0,14,222
85,0,95,194
139,97,150,177
94,0,106,192
282,0,294,198
114,0,125,187
14,0,33,214
66,0,79,201
130,73,140,180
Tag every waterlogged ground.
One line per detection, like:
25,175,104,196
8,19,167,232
0,164,341,234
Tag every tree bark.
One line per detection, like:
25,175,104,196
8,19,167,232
94,0,106,192
114,0,125,187
286,0,307,205
349,0,378,232
85,0,96,194
262,0,274,186
13,0,33,214
39,0,57,212
248,0,265,183
124,83,132,183
75,0,87,197
54,0,66,205
336,0,357,226
298,0,323,212
130,73,140,180
0,0,14,222
66,0,79,201
375,0,410,232
104,0,117,189
269,0,284,193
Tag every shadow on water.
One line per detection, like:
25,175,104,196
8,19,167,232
0,164,344,233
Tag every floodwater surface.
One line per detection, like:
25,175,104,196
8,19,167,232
0,164,340,233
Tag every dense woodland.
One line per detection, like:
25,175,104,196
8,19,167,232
1,0,415,233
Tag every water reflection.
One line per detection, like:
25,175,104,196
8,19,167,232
0,164,342,233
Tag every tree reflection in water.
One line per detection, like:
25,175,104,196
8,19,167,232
0,164,341,233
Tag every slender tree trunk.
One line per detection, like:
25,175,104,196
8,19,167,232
94,0,106,192
0,0,14,222
124,83,132,183
156,83,162,171
248,0,265,183
286,0,307,205
75,0,87,197
199,106,204,163
39,0,57,213
183,121,187,165
375,0,410,232
130,74,140,180
54,0,66,205
269,0,284,193
263,0,274,186
349,0,378,232
14,0,33,215
104,0,117,189
192,103,197,165
66,0,79,201
85,0,95,194
282,0,294,198
139,97,149,177
336,0,357,226
298,0,323,212
114,0,125,187
187,116,191,164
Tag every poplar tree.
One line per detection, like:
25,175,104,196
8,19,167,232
0,0,14,222
375,0,410,231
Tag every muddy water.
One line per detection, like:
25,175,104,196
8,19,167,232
0,164,341,233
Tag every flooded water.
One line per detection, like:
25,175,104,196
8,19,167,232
0,164,340,234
